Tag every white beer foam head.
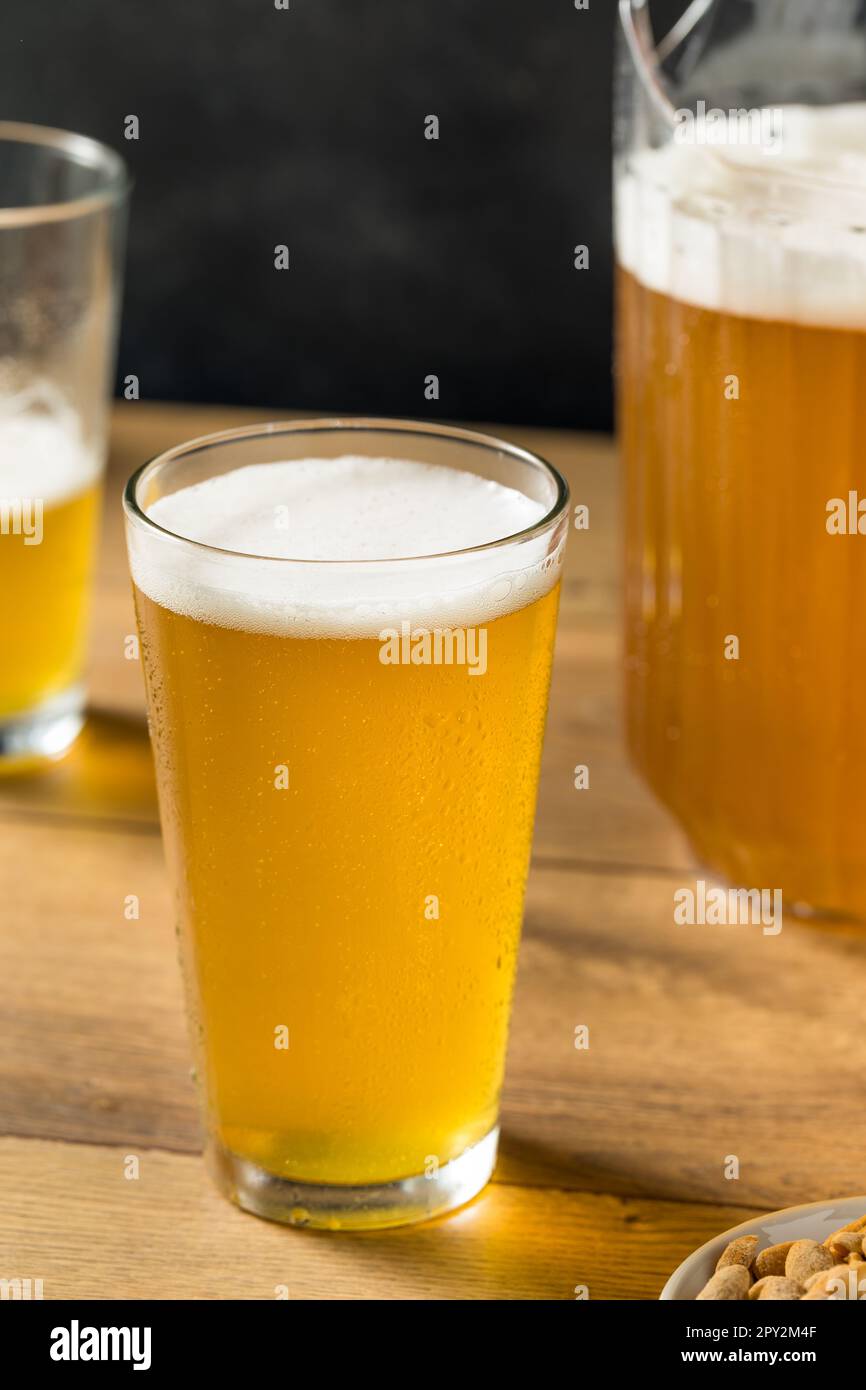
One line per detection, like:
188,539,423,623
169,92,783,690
616,104,866,329
0,395,99,505
130,456,564,637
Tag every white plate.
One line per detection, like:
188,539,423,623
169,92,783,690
660,1196,866,1300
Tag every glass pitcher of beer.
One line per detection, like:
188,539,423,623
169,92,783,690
616,0,866,917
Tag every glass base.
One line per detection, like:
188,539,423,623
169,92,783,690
685,841,866,925
0,685,84,770
630,751,866,924
208,1125,499,1231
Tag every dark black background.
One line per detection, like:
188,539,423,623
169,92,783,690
2,1,681,430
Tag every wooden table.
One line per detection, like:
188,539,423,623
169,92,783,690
2,402,864,1301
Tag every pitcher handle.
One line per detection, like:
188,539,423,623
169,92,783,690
619,0,717,124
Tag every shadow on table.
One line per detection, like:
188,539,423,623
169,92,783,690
281,1183,578,1300
0,707,158,827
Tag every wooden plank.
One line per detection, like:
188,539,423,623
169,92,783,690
3,816,864,1211
0,820,193,1151
0,1135,755,1300
505,867,866,1209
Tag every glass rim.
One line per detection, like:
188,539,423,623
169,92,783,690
123,417,571,568
0,120,130,226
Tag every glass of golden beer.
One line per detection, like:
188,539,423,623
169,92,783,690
0,124,128,765
124,420,568,1228
617,0,866,917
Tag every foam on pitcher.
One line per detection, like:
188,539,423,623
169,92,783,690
0,402,99,506
130,456,564,637
616,103,866,329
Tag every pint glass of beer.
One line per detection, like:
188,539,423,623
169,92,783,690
0,124,127,765
616,0,866,916
124,420,568,1228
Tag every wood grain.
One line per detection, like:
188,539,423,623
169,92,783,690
0,1136,755,1301
3,813,864,1212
